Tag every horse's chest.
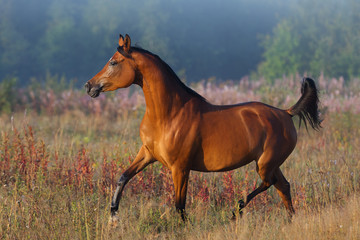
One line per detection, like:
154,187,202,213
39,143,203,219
140,119,199,167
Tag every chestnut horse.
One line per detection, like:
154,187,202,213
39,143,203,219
85,34,321,221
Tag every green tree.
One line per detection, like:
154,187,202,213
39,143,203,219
258,21,300,81
259,0,360,81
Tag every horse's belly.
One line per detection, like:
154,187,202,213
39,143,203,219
191,151,254,172
190,132,260,172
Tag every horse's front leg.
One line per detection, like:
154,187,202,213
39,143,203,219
111,146,155,218
171,167,190,221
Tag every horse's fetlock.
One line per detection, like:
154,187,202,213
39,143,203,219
238,199,245,209
111,204,119,214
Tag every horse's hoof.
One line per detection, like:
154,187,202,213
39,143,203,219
231,199,245,220
238,199,245,209
108,214,119,227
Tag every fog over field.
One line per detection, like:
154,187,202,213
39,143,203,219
1,0,359,85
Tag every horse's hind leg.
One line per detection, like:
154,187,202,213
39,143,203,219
235,180,272,217
233,172,275,218
273,168,295,215
233,152,278,217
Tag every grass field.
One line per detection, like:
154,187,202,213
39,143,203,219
1,76,359,239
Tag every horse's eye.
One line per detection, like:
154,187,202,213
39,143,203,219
109,61,117,66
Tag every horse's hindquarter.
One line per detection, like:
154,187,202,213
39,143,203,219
191,102,296,172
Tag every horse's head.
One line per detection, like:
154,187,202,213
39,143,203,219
85,34,137,98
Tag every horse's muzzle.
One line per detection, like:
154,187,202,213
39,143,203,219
85,82,102,98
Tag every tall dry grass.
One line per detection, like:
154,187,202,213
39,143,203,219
0,76,359,239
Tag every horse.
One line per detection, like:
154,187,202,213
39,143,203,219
85,34,321,221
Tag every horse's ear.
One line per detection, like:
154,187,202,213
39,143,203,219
124,34,131,53
119,34,125,46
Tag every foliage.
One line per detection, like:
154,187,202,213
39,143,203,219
259,0,360,81
0,75,359,117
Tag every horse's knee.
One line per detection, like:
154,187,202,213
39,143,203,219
117,174,128,186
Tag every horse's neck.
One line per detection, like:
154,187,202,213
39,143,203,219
139,58,193,121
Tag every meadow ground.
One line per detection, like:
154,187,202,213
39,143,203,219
0,76,359,239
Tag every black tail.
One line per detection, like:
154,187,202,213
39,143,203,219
287,77,321,131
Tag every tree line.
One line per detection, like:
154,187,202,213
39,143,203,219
0,0,359,86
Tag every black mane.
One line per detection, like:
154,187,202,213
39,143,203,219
131,47,207,102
